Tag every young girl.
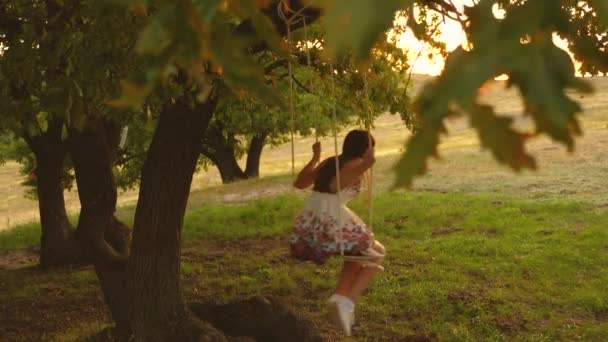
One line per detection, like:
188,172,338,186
290,129,386,336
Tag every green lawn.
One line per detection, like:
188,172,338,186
1,191,607,341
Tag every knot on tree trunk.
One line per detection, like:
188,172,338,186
77,216,131,266
189,296,323,342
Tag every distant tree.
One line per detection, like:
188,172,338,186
0,0,140,329
201,33,413,183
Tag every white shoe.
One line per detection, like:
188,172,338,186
327,295,353,336
330,295,355,328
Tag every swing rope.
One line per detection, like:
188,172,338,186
362,70,374,232
278,1,314,175
287,24,296,176
302,16,319,142
329,63,345,255
278,0,306,176
343,68,384,269
330,64,383,269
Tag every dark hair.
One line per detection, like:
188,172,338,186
313,129,375,193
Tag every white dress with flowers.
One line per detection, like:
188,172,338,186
289,177,374,264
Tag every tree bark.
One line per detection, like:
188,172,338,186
24,118,82,269
127,96,226,341
201,125,247,184
212,151,247,183
244,133,267,179
68,116,131,332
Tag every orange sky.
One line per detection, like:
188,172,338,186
397,0,578,76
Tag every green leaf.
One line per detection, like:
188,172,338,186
107,80,153,110
507,43,584,150
35,111,48,133
469,104,536,171
209,22,283,107
231,0,288,56
464,0,501,48
392,120,444,189
252,13,288,56
317,0,413,62
192,0,221,23
135,5,176,56
26,122,40,138
414,47,498,121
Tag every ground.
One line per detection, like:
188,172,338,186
0,76,607,341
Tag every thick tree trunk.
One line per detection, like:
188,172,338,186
212,151,247,183
68,116,131,332
244,133,267,178
201,125,247,184
127,97,226,341
24,118,82,268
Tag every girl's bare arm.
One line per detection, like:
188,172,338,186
293,142,322,189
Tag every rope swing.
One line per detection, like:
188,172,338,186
279,0,383,268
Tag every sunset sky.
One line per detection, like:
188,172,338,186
397,0,577,76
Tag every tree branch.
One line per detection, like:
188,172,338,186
237,0,322,54
263,49,320,74
264,59,288,74
291,74,314,94
424,0,460,15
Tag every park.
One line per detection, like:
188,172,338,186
0,0,607,341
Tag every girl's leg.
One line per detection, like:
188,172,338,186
328,241,385,334
348,240,386,303
329,261,361,336
335,261,363,298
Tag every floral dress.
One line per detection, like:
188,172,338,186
290,177,374,264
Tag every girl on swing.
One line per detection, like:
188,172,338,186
290,129,386,336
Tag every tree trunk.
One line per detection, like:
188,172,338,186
127,96,226,341
68,116,131,332
24,118,82,269
212,151,247,183
201,125,247,184
244,133,267,179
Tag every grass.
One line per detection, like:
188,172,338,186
1,191,607,340
0,214,81,252
182,193,303,241
191,192,608,341
0,221,41,251
0,265,111,341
